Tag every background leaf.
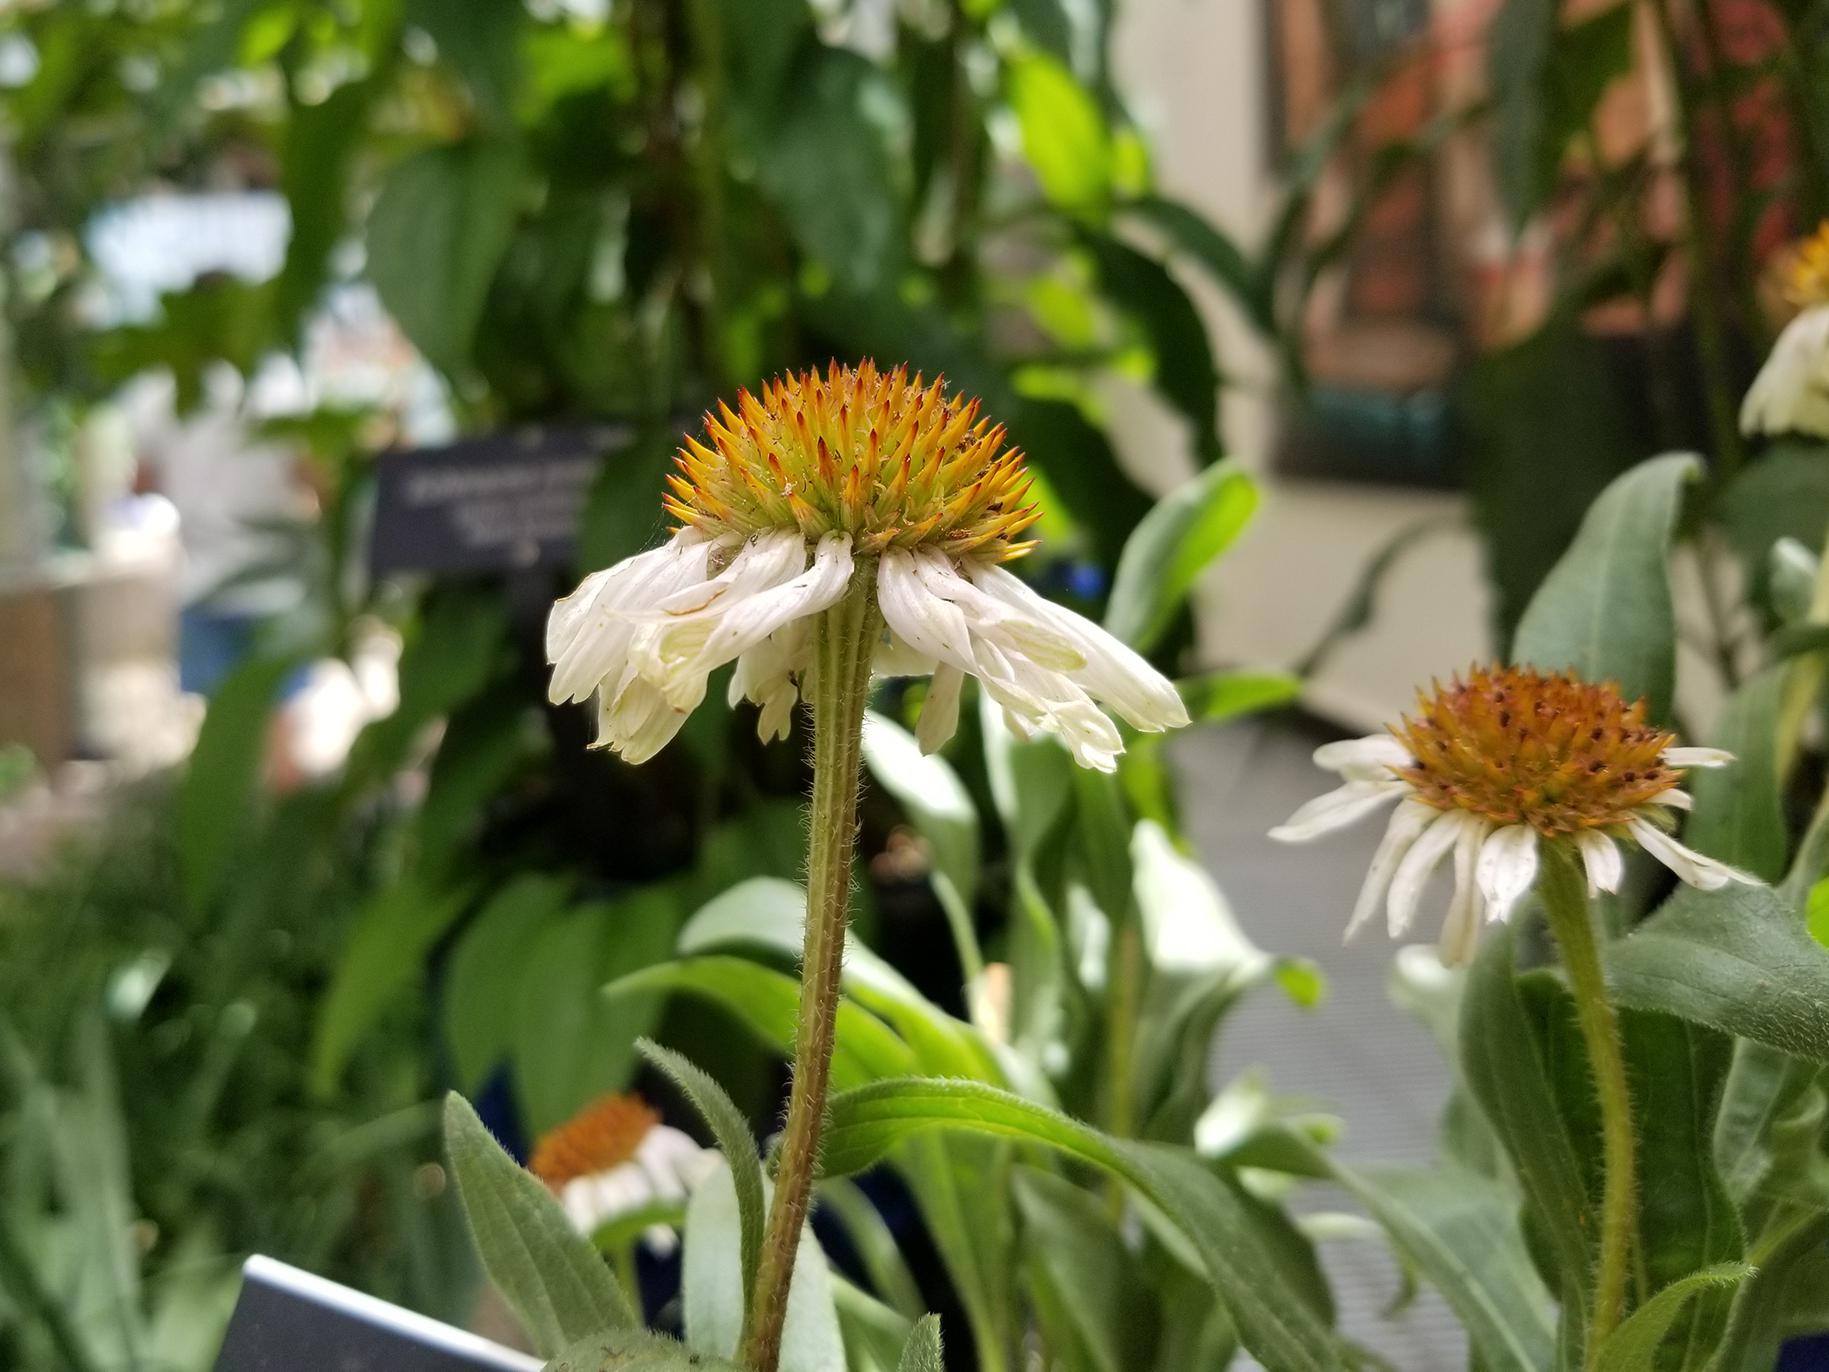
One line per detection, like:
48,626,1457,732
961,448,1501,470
1591,1263,1753,1372
1685,666,1788,881
444,1094,636,1355
1104,462,1257,655
896,1314,943,1372
1512,452,1699,720
863,712,980,905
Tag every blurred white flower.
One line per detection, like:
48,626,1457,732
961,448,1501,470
1270,665,1753,965
1742,305,1829,438
547,365,1188,771
531,1094,718,1254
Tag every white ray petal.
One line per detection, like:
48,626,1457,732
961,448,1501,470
1385,808,1463,937
1663,747,1735,769
1646,788,1692,811
1627,818,1760,891
1437,815,1490,966
1475,824,1540,925
1343,799,1437,940
1313,734,1411,777
918,664,966,754
1576,829,1624,896
876,549,977,672
1269,779,1409,843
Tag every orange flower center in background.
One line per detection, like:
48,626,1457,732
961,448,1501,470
665,360,1040,561
529,1094,659,1190
1785,220,1829,308
1393,665,1681,836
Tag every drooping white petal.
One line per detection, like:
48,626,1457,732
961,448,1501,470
1662,747,1735,769
871,630,935,678
918,664,966,754
1270,779,1409,843
877,549,977,671
729,624,808,743
1313,734,1411,778
1344,799,1437,940
1385,808,1463,937
1627,817,1760,891
547,532,716,704
1742,305,1829,439
1576,829,1624,896
1475,824,1540,925
1437,814,1490,966
966,561,1190,730
650,528,803,615
1646,788,1693,811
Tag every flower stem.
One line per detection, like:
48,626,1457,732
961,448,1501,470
743,562,881,1372
1539,843,1637,1363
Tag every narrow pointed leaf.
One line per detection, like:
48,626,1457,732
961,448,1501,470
897,1314,944,1372
1591,1264,1754,1372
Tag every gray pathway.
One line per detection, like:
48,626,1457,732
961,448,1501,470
1171,716,1467,1370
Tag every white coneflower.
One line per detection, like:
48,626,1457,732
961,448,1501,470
1743,221,1829,438
530,1093,718,1253
1270,665,1753,965
545,362,1189,771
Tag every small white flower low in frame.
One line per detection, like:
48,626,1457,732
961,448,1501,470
530,1093,719,1254
1271,664,1756,965
545,362,1188,772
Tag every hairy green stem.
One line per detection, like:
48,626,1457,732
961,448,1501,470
743,564,882,1372
1539,844,1637,1363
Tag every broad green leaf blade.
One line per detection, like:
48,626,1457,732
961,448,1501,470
1459,925,1595,1331
682,1162,843,1372
1684,666,1788,880
1126,194,1273,333
1104,462,1257,655
896,1314,944,1372
313,877,474,1094
1712,1040,1819,1207
1607,881,1829,1061
1621,1013,1744,1368
817,1078,1352,1372
443,875,573,1092
676,883,997,1081
636,1040,763,1313
863,712,980,905
443,1094,636,1355
1710,1212,1829,1372
542,1330,745,1372
605,958,918,1088
366,139,523,375
1512,452,1699,721
1007,53,1109,212
832,1276,914,1372
1175,670,1302,724
895,1134,1020,1367
1316,1160,1556,1372
818,1181,926,1322
1011,1166,1155,1372
178,653,298,913
1591,1264,1754,1372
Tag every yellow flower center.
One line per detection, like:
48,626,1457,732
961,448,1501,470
1785,220,1829,308
1393,665,1682,836
664,361,1040,560
529,1093,659,1189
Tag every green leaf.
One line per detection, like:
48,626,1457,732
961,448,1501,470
1007,53,1110,212
1713,1040,1819,1210
1719,441,1829,604
863,712,981,905
1459,925,1596,1329
313,878,475,1094
541,1329,745,1372
366,139,524,375
443,875,574,1092
682,1162,843,1372
1104,461,1257,655
636,1041,763,1316
1685,666,1788,881
1512,452,1699,720
1012,1166,1156,1372
1125,195,1273,333
816,1078,1353,1371
443,1094,637,1356
896,1314,944,1372
605,958,918,1089
512,888,683,1133
1311,1158,1557,1372
818,1181,927,1322
1084,233,1223,463
1175,670,1301,724
1591,1264,1754,1372
274,78,375,335
416,683,537,872
402,0,522,130
177,653,298,913
1607,880,1829,1061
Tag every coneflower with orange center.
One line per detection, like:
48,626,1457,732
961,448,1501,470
1271,664,1750,966
1745,220,1829,437
530,1093,714,1247
547,360,1187,770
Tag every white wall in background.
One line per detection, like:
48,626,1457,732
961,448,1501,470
1108,0,1493,731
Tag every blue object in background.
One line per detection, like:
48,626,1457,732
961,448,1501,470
1781,1332,1829,1369
178,606,263,696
